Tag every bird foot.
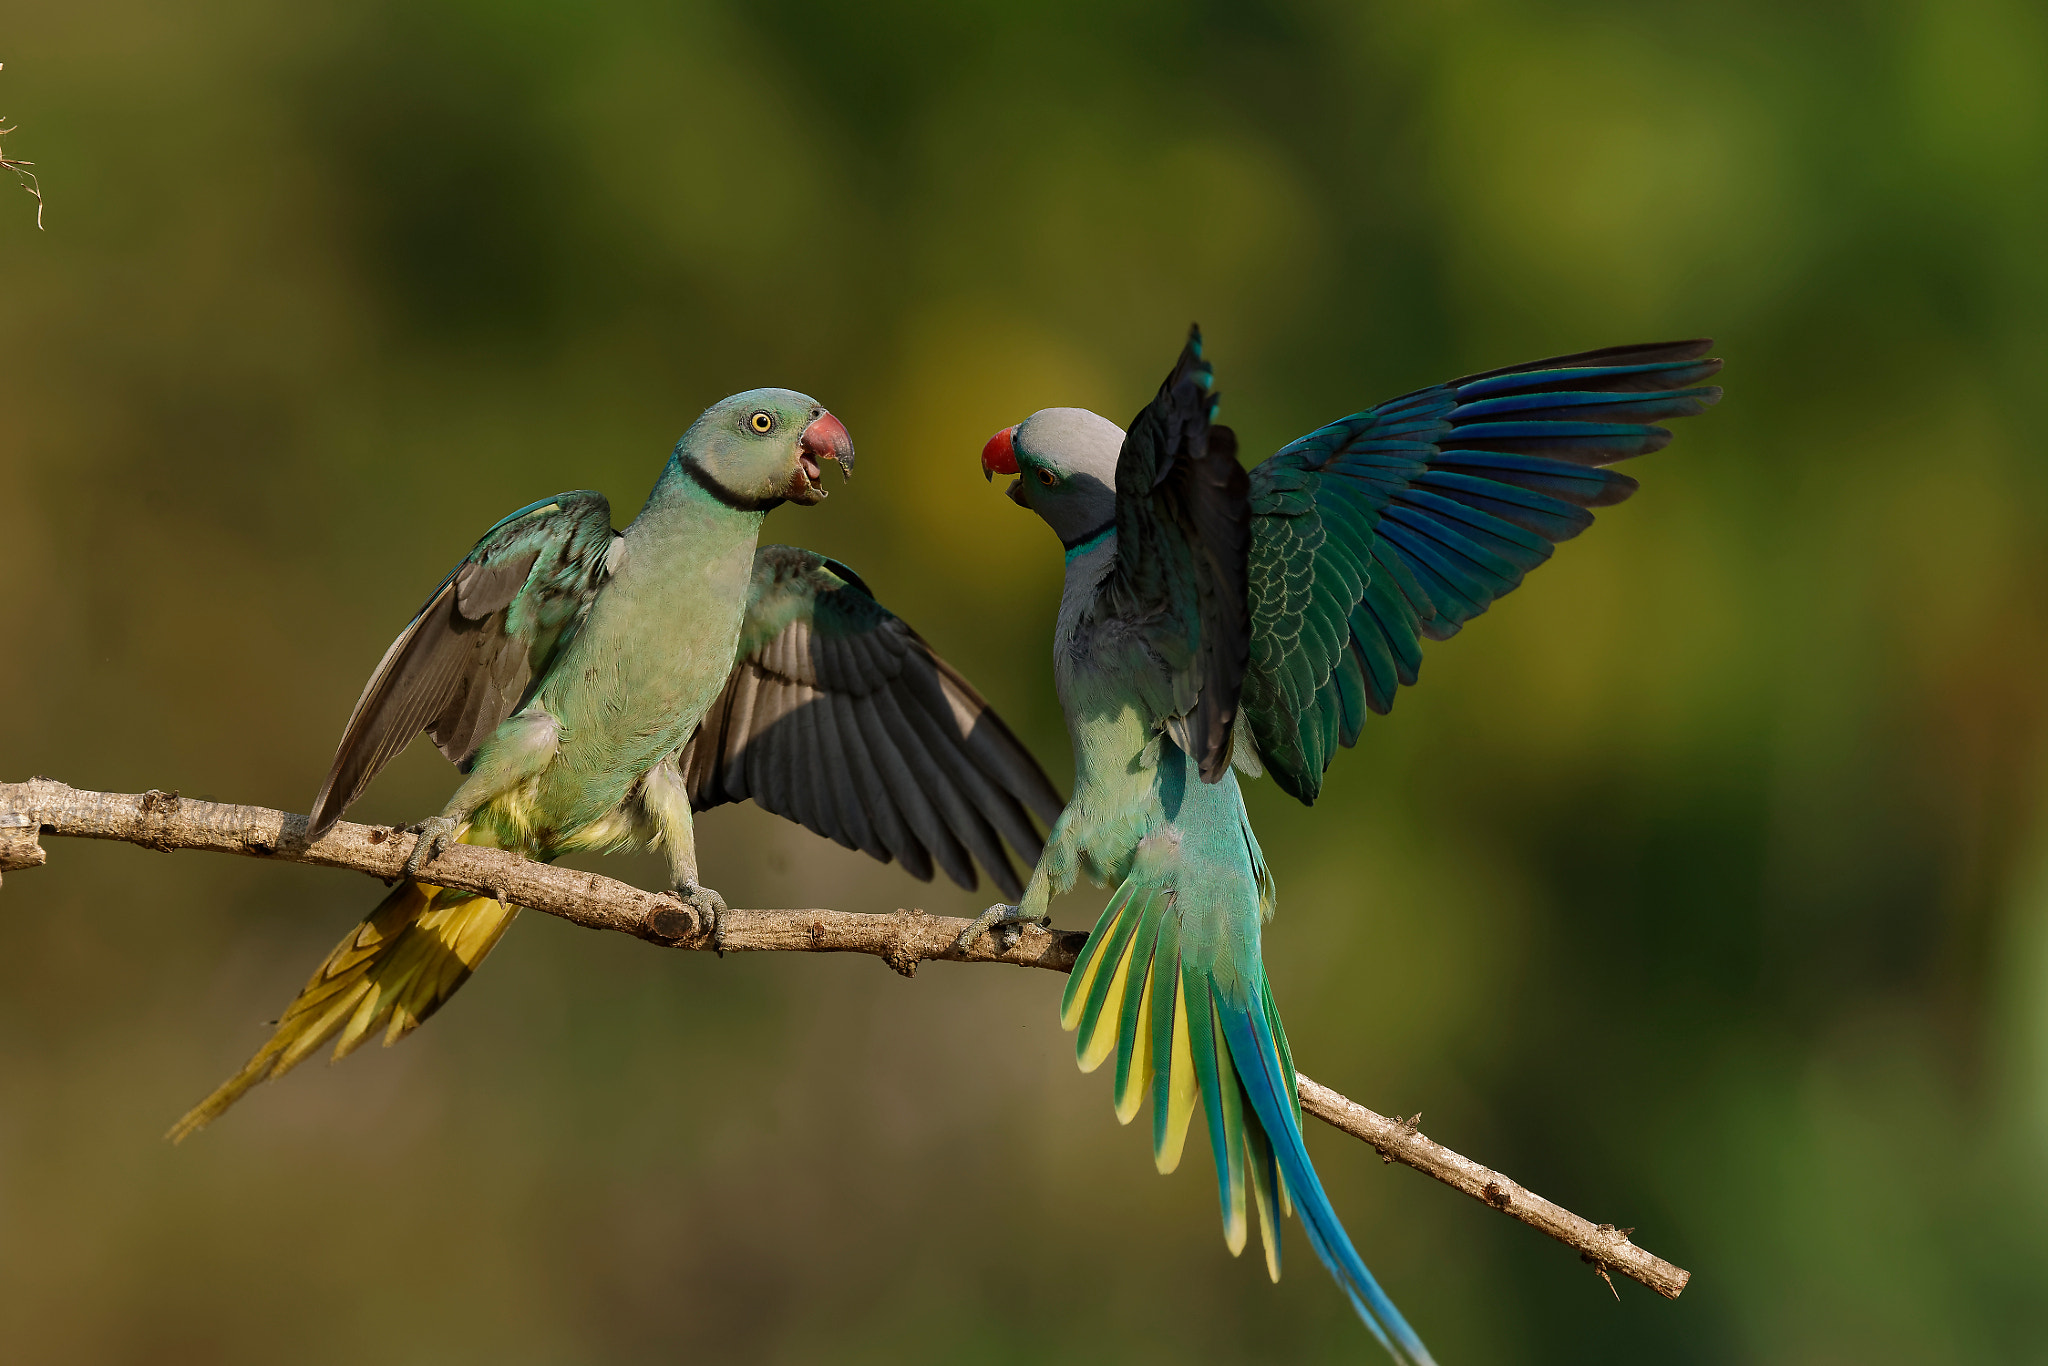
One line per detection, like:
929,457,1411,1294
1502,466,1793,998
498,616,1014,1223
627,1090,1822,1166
954,903,1046,953
401,815,460,880
674,881,729,955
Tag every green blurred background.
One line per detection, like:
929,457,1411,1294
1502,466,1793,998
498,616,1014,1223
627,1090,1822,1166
4,0,2046,1360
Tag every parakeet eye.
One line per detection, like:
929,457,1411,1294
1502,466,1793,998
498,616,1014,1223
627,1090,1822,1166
1036,467,1059,487
750,411,774,433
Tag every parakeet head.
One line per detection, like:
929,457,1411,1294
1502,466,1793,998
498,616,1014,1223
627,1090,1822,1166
981,406,1122,549
677,388,855,510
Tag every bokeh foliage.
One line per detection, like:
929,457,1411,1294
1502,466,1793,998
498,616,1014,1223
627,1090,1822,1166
4,0,2047,1360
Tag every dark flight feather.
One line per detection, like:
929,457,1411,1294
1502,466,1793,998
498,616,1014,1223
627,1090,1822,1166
1102,326,1254,783
680,546,1063,900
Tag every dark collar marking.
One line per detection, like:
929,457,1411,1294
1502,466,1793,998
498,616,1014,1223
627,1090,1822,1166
682,457,784,513
1062,518,1116,553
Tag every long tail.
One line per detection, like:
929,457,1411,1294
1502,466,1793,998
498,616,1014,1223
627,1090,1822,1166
169,860,517,1141
1063,876,1434,1366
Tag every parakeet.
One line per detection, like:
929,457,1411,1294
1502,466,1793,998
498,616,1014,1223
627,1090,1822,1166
172,389,1063,1139
966,329,1722,1360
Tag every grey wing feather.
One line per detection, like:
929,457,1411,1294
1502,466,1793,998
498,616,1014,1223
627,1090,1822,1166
681,545,1064,900
848,693,942,882
307,491,617,838
861,683,983,890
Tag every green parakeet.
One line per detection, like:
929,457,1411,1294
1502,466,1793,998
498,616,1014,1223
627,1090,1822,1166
173,389,1062,1139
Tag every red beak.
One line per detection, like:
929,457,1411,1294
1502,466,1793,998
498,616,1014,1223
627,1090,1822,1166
981,425,1019,480
800,410,855,479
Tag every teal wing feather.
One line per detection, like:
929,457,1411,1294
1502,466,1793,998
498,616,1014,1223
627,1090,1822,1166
308,491,618,837
1096,325,1252,781
1243,339,1723,803
679,546,1065,899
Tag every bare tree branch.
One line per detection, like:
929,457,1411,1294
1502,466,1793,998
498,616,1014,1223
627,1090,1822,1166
0,776,1690,1300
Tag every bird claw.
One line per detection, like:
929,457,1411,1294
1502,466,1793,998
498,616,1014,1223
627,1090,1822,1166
674,882,729,956
955,903,1045,953
401,815,459,880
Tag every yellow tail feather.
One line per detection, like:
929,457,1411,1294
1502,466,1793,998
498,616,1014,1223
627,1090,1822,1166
1078,927,1139,1075
1213,1005,1249,1257
1155,975,1198,1174
168,877,517,1142
1113,958,1156,1125
1250,1122,1284,1283
1060,894,1125,1033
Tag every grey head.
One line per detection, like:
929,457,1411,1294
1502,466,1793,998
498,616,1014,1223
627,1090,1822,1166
981,406,1122,549
675,387,856,512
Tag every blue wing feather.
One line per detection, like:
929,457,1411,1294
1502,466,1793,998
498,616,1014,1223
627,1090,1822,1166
1244,339,1722,802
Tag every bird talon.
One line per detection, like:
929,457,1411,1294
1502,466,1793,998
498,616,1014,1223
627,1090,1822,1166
674,882,728,956
955,903,1042,953
401,815,459,880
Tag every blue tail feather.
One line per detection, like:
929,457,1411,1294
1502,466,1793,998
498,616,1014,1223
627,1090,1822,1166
1216,989,1437,1366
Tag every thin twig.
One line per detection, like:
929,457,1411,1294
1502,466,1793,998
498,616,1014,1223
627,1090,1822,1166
0,777,1691,1300
0,64,45,230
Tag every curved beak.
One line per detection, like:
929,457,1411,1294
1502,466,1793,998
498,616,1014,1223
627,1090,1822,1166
800,410,855,482
981,425,1019,481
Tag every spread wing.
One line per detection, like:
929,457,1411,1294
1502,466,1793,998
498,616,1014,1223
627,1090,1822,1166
308,492,619,838
1093,325,1252,782
679,546,1065,900
1242,338,1724,803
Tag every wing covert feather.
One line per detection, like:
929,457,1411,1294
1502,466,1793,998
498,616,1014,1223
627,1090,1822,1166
308,492,617,838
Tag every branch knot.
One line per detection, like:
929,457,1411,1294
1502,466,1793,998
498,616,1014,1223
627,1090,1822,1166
136,790,183,851
0,810,45,881
885,907,926,978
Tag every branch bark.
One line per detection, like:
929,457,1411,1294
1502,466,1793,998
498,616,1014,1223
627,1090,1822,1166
0,777,1690,1300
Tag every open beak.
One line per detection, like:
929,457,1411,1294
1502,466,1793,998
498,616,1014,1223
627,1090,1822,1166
793,410,855,503
982,425,1028,506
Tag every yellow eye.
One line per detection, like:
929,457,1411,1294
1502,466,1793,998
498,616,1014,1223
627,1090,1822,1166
1036,467,1059,487
750,411,774,433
